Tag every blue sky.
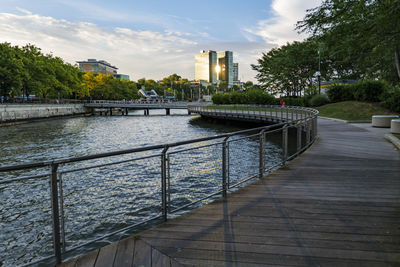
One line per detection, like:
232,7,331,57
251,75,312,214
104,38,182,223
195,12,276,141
0,0,321,81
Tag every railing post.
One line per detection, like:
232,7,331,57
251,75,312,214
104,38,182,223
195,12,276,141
297,124,302,152
282,126,288,164
161,146,169,221
58,173,66,253
222,137,229,197
259,130,266,179
306,120,311,146
50,163,62,264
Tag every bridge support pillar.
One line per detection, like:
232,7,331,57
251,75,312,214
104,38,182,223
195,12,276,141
144,109,149,116
109,108,113,116
188,110,191,115
166,108,170,115
125,108,128,116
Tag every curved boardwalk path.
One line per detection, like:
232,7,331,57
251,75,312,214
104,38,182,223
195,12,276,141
61,118,400,267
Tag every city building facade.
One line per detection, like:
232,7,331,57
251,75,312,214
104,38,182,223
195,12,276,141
233,63,239,82
194,50,217,84
217,51,233,88
77,59,118,75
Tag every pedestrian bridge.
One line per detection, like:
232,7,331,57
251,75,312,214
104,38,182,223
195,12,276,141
84,100,192,115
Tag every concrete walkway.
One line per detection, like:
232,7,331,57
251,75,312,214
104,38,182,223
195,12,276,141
61,118,400,266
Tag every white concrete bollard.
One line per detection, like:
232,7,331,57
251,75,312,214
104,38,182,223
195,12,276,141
391,119,400,134
372,115,399,128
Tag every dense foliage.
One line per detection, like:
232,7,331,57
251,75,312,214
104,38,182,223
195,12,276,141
0,43,141,100
309,94,329,107
297,0,400,83
252,39,320,97
1,43,222,101
253,0,400,97
212,90,278,105
325,80,400,112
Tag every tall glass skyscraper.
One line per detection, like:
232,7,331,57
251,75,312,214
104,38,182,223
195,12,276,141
195,50,217,84
217,51,233,88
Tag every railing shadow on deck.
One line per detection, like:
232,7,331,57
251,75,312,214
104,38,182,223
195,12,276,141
0,105,318,266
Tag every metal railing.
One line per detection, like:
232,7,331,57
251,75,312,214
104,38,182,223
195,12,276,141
0,105,318,266
189,104,318,122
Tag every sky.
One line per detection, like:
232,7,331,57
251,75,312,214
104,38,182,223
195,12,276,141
0,0,322,82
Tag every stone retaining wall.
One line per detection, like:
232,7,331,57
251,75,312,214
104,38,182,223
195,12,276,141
0,104,88,123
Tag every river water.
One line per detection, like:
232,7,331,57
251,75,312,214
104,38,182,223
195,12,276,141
0,110,287,266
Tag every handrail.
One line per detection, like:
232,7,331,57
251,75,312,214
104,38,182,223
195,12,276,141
0,104,318,266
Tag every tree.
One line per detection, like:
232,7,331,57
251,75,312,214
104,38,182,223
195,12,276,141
297,0,400,82
252,40,320,96
0,43,23,97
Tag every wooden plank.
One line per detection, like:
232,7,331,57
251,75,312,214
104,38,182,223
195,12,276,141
141,231,400,252
56,258,77,267
151,247,171,267
75,249,99,267
113,237,135,267
59,118,400,266
132,239,151,267
94,242,118,267
147,238,400,262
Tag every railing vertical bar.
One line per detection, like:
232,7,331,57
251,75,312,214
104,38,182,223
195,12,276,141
259,130,265,179
297,124,302,152
58,173,66,253
50,163,62,264
222,137,229,197
282,127,288,164
161,146,168,221
167,154,171,213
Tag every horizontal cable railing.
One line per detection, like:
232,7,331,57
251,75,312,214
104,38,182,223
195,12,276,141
0,105,318,266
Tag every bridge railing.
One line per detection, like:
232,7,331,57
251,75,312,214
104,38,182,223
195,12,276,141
189,104,319,122
0,105,318,266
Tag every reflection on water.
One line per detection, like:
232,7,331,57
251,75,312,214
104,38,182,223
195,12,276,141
0,110,287,266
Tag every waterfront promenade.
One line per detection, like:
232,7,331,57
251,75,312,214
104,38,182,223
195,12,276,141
60,118,400,266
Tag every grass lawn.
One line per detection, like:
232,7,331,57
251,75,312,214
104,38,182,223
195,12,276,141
316,101,399,121
394,134,400,140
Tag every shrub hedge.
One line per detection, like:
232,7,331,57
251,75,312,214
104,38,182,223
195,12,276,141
380,87,400,112
310,94,329,107
212,90,278,105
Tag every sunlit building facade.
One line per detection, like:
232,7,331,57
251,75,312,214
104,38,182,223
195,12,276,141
217,51,234,88
195,50,217,84
77,59,118,75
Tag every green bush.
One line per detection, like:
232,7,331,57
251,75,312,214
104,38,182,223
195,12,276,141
211,93,224,104
326,84,354,102
380,87,400,112
352,80,386,102
281,97,305,106
310,94,329,107
229,91,246,104
212,90,277,105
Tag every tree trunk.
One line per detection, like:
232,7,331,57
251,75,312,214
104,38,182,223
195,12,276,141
395,46,400,80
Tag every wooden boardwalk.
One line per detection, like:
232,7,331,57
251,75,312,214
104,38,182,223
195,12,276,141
60,118,400,266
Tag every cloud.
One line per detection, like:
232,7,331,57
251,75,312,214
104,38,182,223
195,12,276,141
245,0,322,46
0,10,199,80
0,10,265,82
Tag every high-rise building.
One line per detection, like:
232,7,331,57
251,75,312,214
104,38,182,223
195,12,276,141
217,51,233,88
233,63,239,82
77,59,118,75
195,50,217,84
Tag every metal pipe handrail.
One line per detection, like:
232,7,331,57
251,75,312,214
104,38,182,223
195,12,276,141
0,123,286,173
0,104,319,266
